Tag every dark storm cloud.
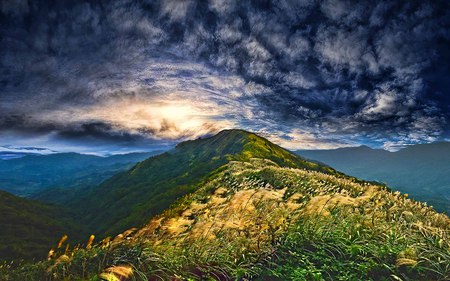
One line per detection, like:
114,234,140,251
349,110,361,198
0,0,449,152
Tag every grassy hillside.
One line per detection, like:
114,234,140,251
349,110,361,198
75,129,341,237
296,142,450,214
0,191,81,262
0,152,162,198
6,159,449,280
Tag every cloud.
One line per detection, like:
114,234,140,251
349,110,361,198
160,0,194,23
320,0,368,25
209,0,236,15
315,26,379,74
265,129,354,150
273,0,316,24
359,84,407,119
48,98,236,141
0,0,29,17
216,22,243,44
285,32,311,61
282,73,317,89
0,0,448,152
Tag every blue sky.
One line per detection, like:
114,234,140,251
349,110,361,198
0,0,449,154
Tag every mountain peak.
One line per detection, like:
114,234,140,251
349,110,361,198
174,129,337,172
357,145,372,150
79,129,339,236
176,129,254,148
216,128,254,136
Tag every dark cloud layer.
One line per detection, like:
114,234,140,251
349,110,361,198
0,0,449,152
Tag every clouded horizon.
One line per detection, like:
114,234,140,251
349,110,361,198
1,0,449,154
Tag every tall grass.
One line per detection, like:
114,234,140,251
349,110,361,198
1,159,448,280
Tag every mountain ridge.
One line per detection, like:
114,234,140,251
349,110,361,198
2,130,449,281
75,129,343,237
0,151,163,197
296,142,450,214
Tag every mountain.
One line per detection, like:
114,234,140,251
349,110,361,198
0,152,38,160
0,190,80,262
0,146,56,160
8,158,449,280
295,142,450,214
74,129,341,237
0,151,163,198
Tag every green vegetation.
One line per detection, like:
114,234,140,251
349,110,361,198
3,159,448,280
1,130,448,280
75,129,341,237
0,152,160,199
0,190,81,262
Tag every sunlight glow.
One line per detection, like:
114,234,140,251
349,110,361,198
43,97,234,140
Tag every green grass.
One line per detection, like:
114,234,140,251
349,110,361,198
4,159,448,280
0,191,82,262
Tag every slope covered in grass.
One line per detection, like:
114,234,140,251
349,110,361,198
7,159,449,280
296,142,450,214
0,191,80,262
75,129,339,236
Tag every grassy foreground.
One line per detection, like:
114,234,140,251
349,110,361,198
2,159,449,280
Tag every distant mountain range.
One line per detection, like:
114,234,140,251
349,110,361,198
296,142,450,214
0,146,57,160
0,151,163,197
0,152,35,160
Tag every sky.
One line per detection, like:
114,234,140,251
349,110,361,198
1,0,449,154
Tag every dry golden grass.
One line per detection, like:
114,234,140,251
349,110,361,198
163,217,194,235
46,254,71,273
396,258,418,267
286,193,303,210
209,194,228,205
122,228,138,237
303,186,379,216
105,265,133,277
99,265,133,281
47,248,55,261
99,272,120,281
214,187,228,196
57,234,68,249
132,182,300,251
86,234,95,249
